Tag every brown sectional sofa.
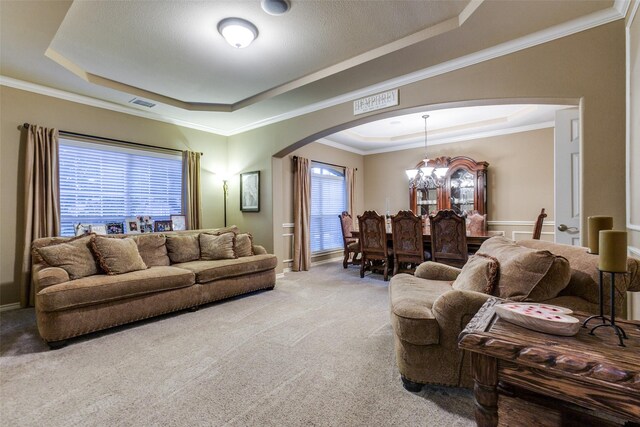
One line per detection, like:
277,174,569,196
31,227,277,347
389,237,640,390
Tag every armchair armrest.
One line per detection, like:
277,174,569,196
415,261,461,281
252,245,267,255
33,267,69,293
432,289,492,333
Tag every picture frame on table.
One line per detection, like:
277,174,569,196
137,215,153,233
75,223,91,236
154,220,172,232
90,224,107,235
170,214,186,231
240,171,260,212
106,222,124,235
125,217,140,234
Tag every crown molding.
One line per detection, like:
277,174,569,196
0,76,230,135
316,138,367,156
1,5,625,138
226,5,625,135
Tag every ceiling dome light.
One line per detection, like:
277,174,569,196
217,18,258,49
261,0,291,15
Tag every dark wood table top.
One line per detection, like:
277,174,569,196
459,298,640,423
350,229,493,246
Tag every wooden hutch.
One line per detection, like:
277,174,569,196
409,156,489,217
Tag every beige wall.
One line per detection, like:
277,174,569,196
228,21,626,274
363,127,555,224
279,143,364,270
0,86,227,305
627,3,640,319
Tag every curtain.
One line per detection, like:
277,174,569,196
182,151,202,230
293,156,311,271
345,167,356,217
20,125,60,307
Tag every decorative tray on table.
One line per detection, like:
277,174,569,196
495,303,581,336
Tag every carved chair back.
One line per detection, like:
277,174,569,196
357,210,390,280
391,210,425,275
338,211,360,268
466,210,487,235
532,208,547,240
429,209,468,268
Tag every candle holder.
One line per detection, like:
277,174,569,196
582,269,628,346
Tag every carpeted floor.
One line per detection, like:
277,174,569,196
0,261,474,426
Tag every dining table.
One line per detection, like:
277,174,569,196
349,229,493,254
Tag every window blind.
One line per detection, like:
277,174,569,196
59,139,182,236
310,163,346,253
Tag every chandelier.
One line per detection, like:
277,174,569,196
405,114,449,188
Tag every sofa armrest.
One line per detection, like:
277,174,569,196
432,289,492,333
415,261,461,281
252,245,267,255
33,267,69,293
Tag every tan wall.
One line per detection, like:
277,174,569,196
279,143,364,271
227,21,625,274
363,127,555,224
0,86,227,305
627,4,640,319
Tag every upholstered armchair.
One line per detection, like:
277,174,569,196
389,236,640,391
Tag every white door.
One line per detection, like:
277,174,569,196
555,108,581,245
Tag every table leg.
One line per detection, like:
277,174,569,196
471,352,498,427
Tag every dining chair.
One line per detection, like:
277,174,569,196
391,210,425,275
466,210,487,235
357,210,391,281
338,211,360,268
429,209,468,268
532,208,547,240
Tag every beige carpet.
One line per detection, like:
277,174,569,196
0,261,474,426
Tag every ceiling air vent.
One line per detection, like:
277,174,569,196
129,98,156,108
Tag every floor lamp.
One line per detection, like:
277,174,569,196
223,179,229,227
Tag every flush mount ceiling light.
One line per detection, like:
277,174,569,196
261,0,291,15
217,18,258,49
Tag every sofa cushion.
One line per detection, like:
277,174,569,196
452,253,500,294
37,266,195,312
389,274,453,345
91,235,147,275
477,236,570,302
133,234,170,267
173,254,277,284
37,234,99,280
166,235,200,263
200,232,236,260
235,233,254,257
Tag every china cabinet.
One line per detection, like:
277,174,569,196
409,156,489,217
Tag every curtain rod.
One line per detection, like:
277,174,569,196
21,123,203,156
292,155,357,171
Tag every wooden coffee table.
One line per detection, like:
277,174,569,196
458,298,640,426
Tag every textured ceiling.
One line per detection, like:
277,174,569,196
0,0,620,138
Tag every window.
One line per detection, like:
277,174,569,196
59,139,182,236
310,162,346,253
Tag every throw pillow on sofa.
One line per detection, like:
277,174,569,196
91,235,148,275
200,232,236,260
166,234,200,263
452,253,500,294
234,233,254,257
133,234,170,267
37,234,99,280
476,236,571,302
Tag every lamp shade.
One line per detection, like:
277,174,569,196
587,216,613,254
405,169,418,179
598,230,628,272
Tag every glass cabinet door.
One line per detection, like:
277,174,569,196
416,186,438,216
449,168,475,215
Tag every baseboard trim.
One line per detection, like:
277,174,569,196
0,302,21,312
312,256,343,266
628,246,640,258
488,220,555,227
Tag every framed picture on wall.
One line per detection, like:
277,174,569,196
240,171,260,212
